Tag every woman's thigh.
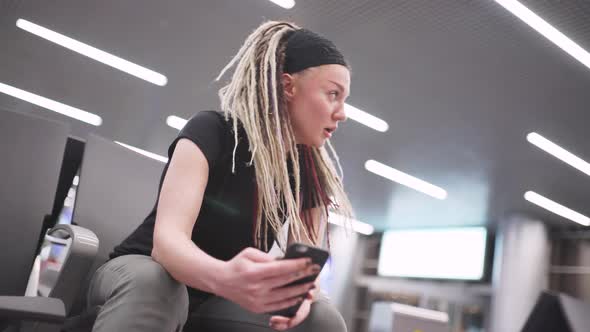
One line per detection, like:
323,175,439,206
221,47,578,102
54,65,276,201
184,293,346,332
88,254,189,332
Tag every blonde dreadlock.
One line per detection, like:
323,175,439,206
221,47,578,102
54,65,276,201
215,21,354,251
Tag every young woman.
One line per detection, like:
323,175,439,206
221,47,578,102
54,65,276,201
87,21,354,331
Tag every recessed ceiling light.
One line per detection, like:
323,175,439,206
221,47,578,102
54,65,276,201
328,212,374,235
267,0,295,9
345,103,389,132
115,141,168,163
16,18,168,86
0,81,102,126
494,0,590,69
527,132,590,176
524,191,590,226
166,115,188,130
365,160,447,200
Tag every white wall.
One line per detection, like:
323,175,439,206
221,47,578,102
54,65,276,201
320,225,363,330
489,215,550,332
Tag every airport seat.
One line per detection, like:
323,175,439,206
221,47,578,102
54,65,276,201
0,108,69,330
58,134,165,331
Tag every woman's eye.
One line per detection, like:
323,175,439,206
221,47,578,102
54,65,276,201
329,91,339,98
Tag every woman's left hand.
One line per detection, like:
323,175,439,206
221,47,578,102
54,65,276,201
268,290,315,331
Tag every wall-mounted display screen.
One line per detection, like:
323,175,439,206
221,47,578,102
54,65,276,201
378,227,488,280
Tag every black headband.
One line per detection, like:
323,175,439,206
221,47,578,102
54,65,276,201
283,29,347,74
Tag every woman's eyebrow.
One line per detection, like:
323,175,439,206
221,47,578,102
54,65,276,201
328,80,349,97
328,80,345,92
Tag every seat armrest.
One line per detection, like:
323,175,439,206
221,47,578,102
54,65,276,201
45,224,99,314
0,296,65,324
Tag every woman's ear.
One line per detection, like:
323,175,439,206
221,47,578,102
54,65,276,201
282,73,296,101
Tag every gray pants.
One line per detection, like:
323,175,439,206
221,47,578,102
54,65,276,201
87,255,347,332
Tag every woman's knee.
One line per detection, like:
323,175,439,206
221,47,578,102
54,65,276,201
89,255,190,331
123,257,184,295
99,255,188,306
299,299,347,331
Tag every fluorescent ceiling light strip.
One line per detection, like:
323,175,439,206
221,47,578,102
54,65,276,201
365,160,447,199
166,115,188,130
524,191,590,226
494,0,590,69
267,0,295,9
115,141,168,163
527,132,590,176
391,303,449,323
0,81,102,126
345,103,389,132
16,19,168,86
328,212,374,235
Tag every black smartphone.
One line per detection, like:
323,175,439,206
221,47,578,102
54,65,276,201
268,243,330,318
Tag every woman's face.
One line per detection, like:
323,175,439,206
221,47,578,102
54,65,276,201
283,64,350,147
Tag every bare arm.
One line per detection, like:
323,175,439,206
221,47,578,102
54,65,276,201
151,138,223,293
152,138,318,314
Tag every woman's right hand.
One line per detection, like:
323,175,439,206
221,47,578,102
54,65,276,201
213,247,321,314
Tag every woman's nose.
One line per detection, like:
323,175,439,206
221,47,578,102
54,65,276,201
334,104,347,122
